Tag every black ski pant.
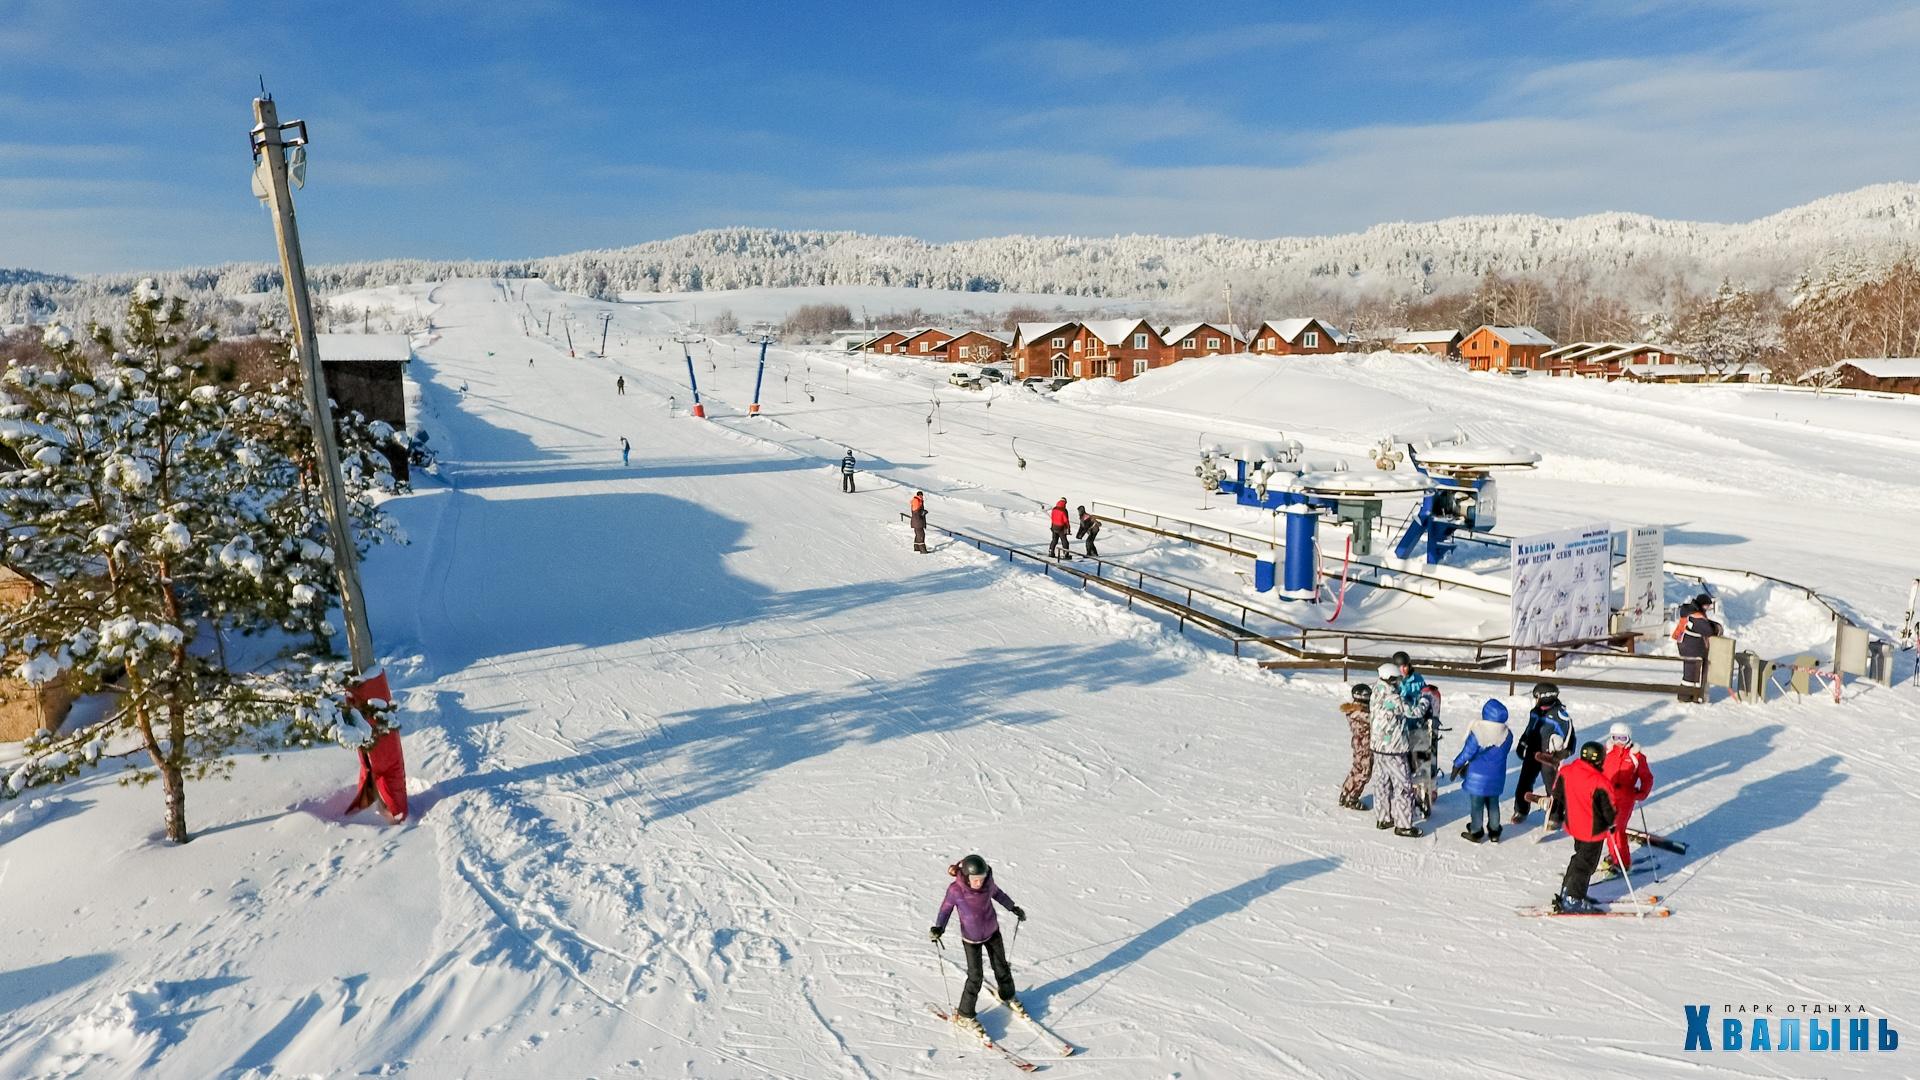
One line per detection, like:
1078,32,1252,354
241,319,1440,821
958,931,1016,1018
1082,535,1098,557
842,473,854,492
912,517,927,553
1049,525,1069,557
1560,838,1606,902
1513,757,1548,817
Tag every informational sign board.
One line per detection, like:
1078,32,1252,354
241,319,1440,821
1621,525,1665,630
1510,524,1612,648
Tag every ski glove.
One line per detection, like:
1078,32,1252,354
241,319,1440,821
929,926,945,943
1450,765,1467,781
1010,906,1026,922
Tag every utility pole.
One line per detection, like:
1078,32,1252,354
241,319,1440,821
249,95,376,675
597,312,613,357
1225,282,1239,354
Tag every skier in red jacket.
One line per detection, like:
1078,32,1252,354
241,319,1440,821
1546,741,1617,913
1047,499,1071,558
1600,722,1654,873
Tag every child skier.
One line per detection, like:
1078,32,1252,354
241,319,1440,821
1339,683,1373,811
1451,699,1513,842
1368,663,1421,837
1409,684,1443,818
1547,742,1618,913
1511,681,1575,824
930,854,1027,1036
1599,722,1655,873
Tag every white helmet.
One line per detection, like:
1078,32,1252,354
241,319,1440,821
1607,722,1633,743
1377,662,1400,681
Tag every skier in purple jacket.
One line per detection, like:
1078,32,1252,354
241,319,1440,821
930,854,1027,1033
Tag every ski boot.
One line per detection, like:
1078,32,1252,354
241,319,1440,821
1338,795,1364,811
1550,893,1598,915
1394,826,1423,838
1376,819,1393,830
1486,827,1502,843
1460,828,1484,843
953,1014,987,1038
1002,997,1029,1018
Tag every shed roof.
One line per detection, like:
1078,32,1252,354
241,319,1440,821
315,334,412,364
1259,318,1348,344
1475,325,1555,347
1161,322,1246,345
1082,318,1159,347
1838,357,1920,378
1393,329,1460,346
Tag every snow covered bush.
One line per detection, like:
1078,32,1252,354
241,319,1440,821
0,284,399,841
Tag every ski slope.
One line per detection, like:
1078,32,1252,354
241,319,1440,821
1,279,1915,1078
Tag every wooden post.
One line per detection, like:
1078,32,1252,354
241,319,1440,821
250,97,376,675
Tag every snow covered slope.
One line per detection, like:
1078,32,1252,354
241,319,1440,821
1,280,1915,1078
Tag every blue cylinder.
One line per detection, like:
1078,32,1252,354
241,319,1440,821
1283,507,1318,599
1253,558,1275,593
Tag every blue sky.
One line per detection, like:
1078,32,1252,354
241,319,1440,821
3,0,1917,274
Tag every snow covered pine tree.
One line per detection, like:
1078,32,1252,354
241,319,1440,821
0,281,401,842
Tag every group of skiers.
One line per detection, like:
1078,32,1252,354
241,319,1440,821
1047,499,1099,559
1339,664,1659,913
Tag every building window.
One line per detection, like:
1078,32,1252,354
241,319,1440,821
1072,339,1081,351
958,345,970,358
1052,337,1066,349
1183,337,1195,349
1073,361,1083,377
1133,357,1148,376
1133,333,1148,349
1207,337,1220,349
1303,331,1319,348
920,341,930,352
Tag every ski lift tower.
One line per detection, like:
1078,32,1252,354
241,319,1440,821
673,332,707,418
1387,432,1540,563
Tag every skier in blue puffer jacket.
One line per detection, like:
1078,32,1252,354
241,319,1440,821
1452,699,1514,843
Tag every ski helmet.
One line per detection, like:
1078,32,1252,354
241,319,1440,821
1350,683,1372,704
1532,681,1560,702
1377,662,1401,681
957,854,989,878
1391,650,1413,671
1693,592,1714,610
1578,741,1605,768
1607,722,1633,743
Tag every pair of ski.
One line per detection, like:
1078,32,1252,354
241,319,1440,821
1516,893,1671,918
927,998,1074,1072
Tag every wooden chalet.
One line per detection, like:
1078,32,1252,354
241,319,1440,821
862,330,912,355
1009,321,1079,380
1250,318,1346,355
1159,322,1245,360
1822,357,1920,394
898,327,961,358
1390,329,1462,357
941,329,1011,366
1459,325,1555,372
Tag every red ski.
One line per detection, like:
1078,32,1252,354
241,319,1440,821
927,1003,1036,1072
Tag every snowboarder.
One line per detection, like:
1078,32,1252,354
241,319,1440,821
1048,499,1071,558
1511,681,1575,825
616,375,626,395
1339,683,1373,811
1408,684,1443,818
458,380,469,396
911,491,929,553
840,449,857,493
528,357,534,367
342,672,408,823
1368,662,1421,836
620,437,630,467
1672,593,1721,702
1546,741,1618,913
1075,506,1100,558
1599,722,1654,873
930,854,1028,1036
1451,699,1513,842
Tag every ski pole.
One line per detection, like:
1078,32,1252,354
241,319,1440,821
1612,832,1647,917
1008,918,1020,960
933,937,953,1012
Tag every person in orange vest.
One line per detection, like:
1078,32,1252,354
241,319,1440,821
1047,498,1071,558
910,491,928,553
1599,722,1654,873
1671,593,1721,701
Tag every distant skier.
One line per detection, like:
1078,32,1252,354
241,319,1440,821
1511,682,1575,825
1671,593,1721,702
620,437,630,467
1048,499,1071,558
1075,506,1100,557
1339,683,1373,811
616,375,626,396
342,672,408,823
1368,662,1421,837
930,854,1028,1037
910,491,928,554
840,449,857,493
1546,741,1618,913
528,357,534,367
1599,722,1654,874
458,380,469,396
1451,699,1513,842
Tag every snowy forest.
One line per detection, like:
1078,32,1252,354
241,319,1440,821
4,182,1919,378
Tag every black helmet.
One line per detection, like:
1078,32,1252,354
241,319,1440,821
1351,683,1372,704
1391,650,1412,670
957,854,989,878
1532,681,1559,701
1578,741,1605,768
1693,593,1714,609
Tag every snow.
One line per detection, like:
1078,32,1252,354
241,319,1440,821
1393,329,1459,346
2,279,1916,1079
1837,356,1920,378
315,333,414,365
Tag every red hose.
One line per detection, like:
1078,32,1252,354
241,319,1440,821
1327,534,1354,622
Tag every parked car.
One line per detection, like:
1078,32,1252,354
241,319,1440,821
1046,376,1078,392
947,370,983,389
1021,377,1051,391
977,366,1008,384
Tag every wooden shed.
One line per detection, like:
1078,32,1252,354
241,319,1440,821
0,569,78,742
1390,330,1462,357
1827,357,1920,394
315,333,413,482
1459,325,1555,372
